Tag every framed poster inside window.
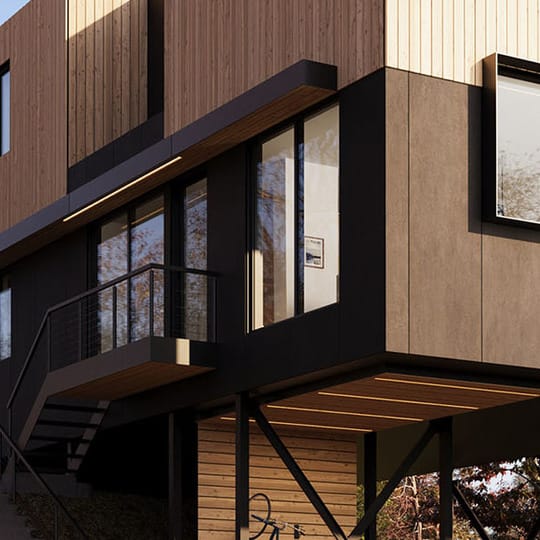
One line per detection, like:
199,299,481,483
304,236,324,269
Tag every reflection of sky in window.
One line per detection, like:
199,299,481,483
499,76,540,164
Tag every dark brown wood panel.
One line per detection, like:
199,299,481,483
67,0,148,166
409,74,482,361
0,0,66,234
198,421,357,539
164,0,384,137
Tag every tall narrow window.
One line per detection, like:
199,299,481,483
253,104,339,329
184,179,208,340
0,275,11,360
0,65,10,156
97,195,164,352
254,128,295,328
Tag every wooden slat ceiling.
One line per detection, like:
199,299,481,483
241,373,540,435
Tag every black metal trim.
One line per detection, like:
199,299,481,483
235,393,250,540
0,60,10,157
251,405,347,540
147,0,164,117
350,423,437,538
438,417,453,540
0,59,338,266
363,432,377,540
452,482,490,540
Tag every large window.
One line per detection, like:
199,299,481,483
484,54,540,228
252,104,339,329
0,275,11,360
0,64,9,156
97,195,165,352
95,181,209,350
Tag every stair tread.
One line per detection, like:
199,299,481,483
29,435,93,443
36,419,100,429
43,403,107,414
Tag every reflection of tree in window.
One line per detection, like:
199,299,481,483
256,128,295,327
184,179,208,341
497,76,540,223
97,196,164,352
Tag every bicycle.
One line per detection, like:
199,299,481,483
249,492,305,539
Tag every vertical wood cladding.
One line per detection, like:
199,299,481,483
198,422,357,539
164,0,384,137
68,0,148,166
385,69,540,370
386,0,540,86
0,0,66,234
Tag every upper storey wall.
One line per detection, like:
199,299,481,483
387,0,540,86
0,0,66,232
67,0,148,167
163,0,384,137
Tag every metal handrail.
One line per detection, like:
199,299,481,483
8,263,217,409
0,423,88,539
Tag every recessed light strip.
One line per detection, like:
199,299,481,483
219,417,371,433
63,156,183,223
318,391,478,410
374,377,539,398
266,404,422,423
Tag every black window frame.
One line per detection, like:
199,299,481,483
483,53,540,230
0,61,10,157
248,98,340,331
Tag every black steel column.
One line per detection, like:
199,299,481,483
236,393,250,540
168,413,198,540
439,417,454,540
364,432,377,540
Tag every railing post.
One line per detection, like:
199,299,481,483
78,300,83,361
112,286,118,349
149,270,154,337
212,277,218,343
47,317,52,372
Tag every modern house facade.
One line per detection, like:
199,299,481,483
0,1,539,538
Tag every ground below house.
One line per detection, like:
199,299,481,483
16,492,168,539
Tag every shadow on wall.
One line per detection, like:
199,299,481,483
67,0,164,168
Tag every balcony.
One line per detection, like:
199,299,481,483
9,264,218,449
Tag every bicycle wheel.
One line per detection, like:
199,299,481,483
249,492,271,540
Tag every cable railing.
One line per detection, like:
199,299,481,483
7,263,218,443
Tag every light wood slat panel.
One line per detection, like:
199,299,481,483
508,0,519,56
0,0,66,234
464,0,476,84
431,0,443,78
409,0,420,73
386,0,540,86
442,0,454,79
518,0,529,56
67,0,148,166
164,0,384,137
528,0,538,59
497,0,508,53
386,0,398,67
198,422,357,538
476,0,486,84
453,0,465,82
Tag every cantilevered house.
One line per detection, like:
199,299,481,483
0,1,539,538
